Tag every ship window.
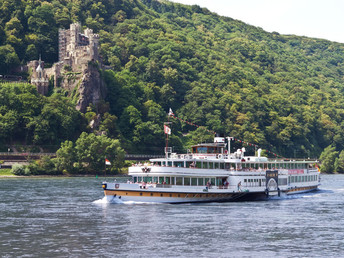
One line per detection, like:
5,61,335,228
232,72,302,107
198,178,204,186
195,162,202,169
153,177,158,183
176,177,183,185
138,176,142,182
211,178,215,186
197,147,207,153
279,178,287,185
205,178,210,185
184,177,190,186
133,177,137,183
165,177,170,184
174,162,182,167
209,163,213,169
216,178,221,186
191,178,197,186
144,177,152,183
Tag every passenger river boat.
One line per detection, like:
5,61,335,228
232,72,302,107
102,137,320,203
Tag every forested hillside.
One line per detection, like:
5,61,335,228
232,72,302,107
2,0,344,172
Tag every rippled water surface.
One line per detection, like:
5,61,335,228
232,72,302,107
1,174,343,257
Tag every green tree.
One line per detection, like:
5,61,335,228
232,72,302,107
319,145,338,173
0,45,19,73
55,140,77,174
74,132,125,174
334,150,344,173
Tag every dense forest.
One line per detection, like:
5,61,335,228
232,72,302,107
1,0,344,173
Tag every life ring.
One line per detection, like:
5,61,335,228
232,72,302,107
218,154,223,159
115,184,120,189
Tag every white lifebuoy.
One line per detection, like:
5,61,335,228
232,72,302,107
218,154,223,159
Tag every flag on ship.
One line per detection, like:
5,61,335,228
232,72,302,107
168,108,174,117
315,164,320,172
164,125,171,135
105,159,111,165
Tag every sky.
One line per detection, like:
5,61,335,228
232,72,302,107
169,0,344,43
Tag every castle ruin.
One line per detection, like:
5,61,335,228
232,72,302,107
29,23,104,112
58,23,99,67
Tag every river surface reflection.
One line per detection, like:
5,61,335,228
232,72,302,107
0,174,343,257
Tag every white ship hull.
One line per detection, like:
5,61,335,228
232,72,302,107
102,136,320,204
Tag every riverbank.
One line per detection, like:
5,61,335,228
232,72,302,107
0,169,13,176
0,169,129,178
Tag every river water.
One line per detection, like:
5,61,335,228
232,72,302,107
0,174,343,257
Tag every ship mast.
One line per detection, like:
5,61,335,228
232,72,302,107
164,110,172,158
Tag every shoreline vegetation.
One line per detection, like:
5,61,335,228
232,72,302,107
0,168,129,178
0,167,334,178
3,0,344,173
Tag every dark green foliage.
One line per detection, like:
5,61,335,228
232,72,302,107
55,132,125,174
319,145,338,173
0,83,84,145
2,0,344,170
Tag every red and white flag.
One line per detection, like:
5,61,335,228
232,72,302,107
105,159,111,165
164,125,171,135
168,108,174,117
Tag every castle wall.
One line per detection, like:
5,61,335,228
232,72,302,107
29,23,103,110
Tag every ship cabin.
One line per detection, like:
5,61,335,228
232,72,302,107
191,137,227,158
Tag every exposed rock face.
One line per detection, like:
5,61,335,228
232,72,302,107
76,64,104,112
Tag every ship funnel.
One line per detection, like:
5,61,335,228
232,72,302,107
258,148,262,158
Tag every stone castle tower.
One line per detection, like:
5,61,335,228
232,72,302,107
28,23,104,112
29,56,49,95
58,23,99,66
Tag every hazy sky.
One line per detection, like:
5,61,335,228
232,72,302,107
169,0,344,43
